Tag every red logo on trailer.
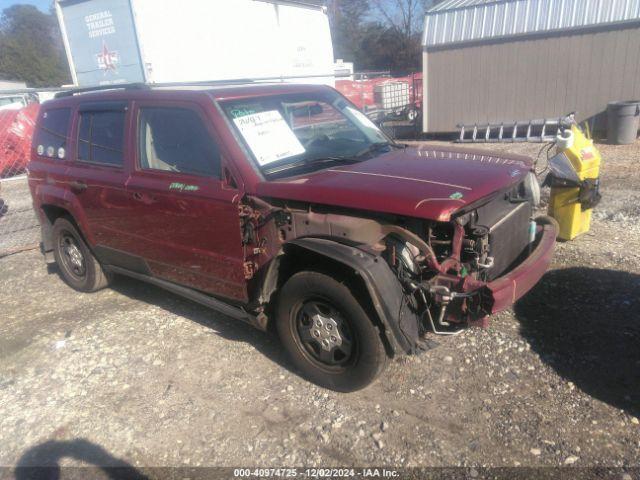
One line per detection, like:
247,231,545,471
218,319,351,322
96,41,119,73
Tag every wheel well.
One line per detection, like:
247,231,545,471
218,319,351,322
39,205,84,253
41,204,71,226
266,245,395,356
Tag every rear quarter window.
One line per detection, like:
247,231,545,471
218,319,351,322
33,108,71,160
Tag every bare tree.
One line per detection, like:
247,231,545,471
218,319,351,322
370,0,426,37
370,0,449,36
366,0,434,72
326,0,371,62
327,0,449,71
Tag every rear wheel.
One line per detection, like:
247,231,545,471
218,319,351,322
276,271,388,392
52,217,110,292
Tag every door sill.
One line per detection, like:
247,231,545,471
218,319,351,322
106,265,264,330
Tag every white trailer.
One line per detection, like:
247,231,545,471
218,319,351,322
55,0,334,87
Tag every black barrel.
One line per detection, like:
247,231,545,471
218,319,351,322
607,101,640,145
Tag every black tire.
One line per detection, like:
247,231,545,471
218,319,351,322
276,271,388,392
52,217,110,292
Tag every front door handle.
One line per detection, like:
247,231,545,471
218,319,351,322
69,181,87,192
132,191,156,204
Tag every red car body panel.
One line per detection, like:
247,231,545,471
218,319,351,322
28,89,253,301
255,145,532,221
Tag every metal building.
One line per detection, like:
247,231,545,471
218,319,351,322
421,0,640,133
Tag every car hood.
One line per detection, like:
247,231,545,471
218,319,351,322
254,145,534,221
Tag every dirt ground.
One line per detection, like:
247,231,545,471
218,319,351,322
0,139,639,473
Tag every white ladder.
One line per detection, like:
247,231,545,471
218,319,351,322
457,118,564,143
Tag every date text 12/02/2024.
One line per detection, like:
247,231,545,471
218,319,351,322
233,468,400,478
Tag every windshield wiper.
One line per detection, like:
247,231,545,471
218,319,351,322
352,141,405,159
263,142,405,176
264,155,361,175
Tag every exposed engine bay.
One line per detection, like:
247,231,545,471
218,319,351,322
239,171,546,349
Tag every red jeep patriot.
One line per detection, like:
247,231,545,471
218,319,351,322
28,83,556,391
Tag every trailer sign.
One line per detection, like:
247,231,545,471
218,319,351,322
57,0,335,88
85,10,116,38
58,0,144,86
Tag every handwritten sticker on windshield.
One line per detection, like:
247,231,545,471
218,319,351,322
229,107,257,118
233,110,306,166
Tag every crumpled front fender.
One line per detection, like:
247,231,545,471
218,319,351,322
284,238,421,355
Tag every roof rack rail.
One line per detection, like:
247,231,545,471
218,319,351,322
51,73,347,98
52,79,257,98
151,78,256,88
54,83,149,98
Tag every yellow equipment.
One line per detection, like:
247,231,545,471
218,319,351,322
547,123,602,241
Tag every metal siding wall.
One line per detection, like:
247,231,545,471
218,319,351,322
425,25,640,132
623,25,640,100
423,0,640,47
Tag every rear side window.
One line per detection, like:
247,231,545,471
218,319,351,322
138,107,220,177
77,111,126,166
34,108,71,159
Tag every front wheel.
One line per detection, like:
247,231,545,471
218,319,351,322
276,271,388,392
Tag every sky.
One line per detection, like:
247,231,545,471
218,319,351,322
0,0,420,21
0,0,52,13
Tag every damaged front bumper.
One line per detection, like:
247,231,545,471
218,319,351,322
425,220,557,331
484,221,557,314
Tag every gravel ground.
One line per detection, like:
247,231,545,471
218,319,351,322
0,140,638,473
0,176,39,256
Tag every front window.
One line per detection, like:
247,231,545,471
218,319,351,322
138,107,221,178
221,90,390,178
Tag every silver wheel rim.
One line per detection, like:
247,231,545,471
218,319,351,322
295,299,355,369
59,232,86,280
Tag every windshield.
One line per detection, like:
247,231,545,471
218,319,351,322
221,90,390,178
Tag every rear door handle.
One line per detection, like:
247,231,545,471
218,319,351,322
69,181,87,192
